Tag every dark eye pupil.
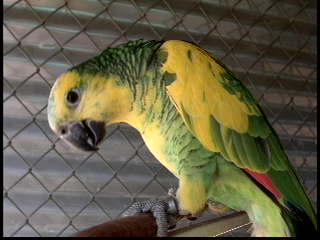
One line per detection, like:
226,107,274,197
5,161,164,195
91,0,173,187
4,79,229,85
67,90,79,104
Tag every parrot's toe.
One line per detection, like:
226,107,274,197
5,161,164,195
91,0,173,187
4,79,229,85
122,198,179,237
168,187,177,197
207,200,230,213
167,187,199,220
187,216,198,221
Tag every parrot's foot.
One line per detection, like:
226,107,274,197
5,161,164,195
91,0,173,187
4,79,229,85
122,197,179,237
167,187,199,221
207,200,230,214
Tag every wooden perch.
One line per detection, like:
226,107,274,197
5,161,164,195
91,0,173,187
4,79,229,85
169,211,250,237
70,213,157,237
70,211,250,237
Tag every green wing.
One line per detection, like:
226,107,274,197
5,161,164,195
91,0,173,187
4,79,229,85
160,40,316,226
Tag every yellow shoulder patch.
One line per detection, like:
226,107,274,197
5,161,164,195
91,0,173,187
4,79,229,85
160,40,256,134
160,40,261,154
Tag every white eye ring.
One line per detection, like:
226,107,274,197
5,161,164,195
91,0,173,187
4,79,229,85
66,88,81,107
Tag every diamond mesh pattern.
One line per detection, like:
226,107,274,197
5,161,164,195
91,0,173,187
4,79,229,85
4,0,316,237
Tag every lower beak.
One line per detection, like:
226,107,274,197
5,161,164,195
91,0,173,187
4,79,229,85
60,120,106,151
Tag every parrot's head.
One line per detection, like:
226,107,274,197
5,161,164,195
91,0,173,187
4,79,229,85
48,40,165,152
47,68,134,151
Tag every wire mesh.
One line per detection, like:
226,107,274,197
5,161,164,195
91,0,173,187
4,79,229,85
3,0,317,237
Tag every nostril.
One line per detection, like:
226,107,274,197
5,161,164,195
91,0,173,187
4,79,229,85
60,126,68,136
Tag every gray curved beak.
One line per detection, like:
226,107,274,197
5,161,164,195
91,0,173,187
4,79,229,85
58,120,106,151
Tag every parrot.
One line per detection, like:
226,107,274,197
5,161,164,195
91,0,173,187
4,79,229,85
47,39,316,237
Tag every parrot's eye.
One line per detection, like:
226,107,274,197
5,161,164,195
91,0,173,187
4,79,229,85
66,89,81,107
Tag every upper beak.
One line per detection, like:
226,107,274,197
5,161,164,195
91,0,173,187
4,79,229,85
58,120,106,151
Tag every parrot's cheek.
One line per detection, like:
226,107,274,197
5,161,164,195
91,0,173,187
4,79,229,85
60,120,106,151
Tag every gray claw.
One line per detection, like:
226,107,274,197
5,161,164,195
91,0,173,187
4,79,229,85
122,198,179,237
168,187,177,198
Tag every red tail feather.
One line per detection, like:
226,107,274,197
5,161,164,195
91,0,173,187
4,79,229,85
244,169,282,199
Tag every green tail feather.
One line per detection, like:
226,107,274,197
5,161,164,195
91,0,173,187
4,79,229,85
257,105,317,230
280,200,317,236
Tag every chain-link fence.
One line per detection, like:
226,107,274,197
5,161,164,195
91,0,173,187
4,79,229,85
3,0,317,237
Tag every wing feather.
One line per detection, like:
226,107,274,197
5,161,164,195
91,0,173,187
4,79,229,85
161,40,272,172
159,40,316,226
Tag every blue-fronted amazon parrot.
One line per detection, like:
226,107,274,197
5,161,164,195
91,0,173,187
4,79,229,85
47,40,316,237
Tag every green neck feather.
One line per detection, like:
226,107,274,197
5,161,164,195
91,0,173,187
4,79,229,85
72,40,165,97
